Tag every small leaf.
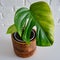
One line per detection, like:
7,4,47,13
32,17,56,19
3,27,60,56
6,24,17,34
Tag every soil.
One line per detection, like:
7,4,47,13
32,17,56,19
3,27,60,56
13,29,36,42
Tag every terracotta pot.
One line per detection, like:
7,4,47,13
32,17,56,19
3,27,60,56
11,30,36,58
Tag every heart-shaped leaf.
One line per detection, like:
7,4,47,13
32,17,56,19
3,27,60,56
30,1,54,46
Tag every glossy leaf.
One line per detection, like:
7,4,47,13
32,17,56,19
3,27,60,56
14,7,29,36
30,1,54,46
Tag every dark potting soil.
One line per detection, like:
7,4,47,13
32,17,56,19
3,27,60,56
13,30,36,42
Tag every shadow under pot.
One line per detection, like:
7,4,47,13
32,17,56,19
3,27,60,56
11,29,36,58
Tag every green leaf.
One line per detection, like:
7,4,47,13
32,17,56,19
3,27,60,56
36,24,51,46
30,1,54,46
14,7,29,36
6,24,17,34
22,14,35,44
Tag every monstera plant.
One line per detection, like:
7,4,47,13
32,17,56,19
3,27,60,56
7,1,54,58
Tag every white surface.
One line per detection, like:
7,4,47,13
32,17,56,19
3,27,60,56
0,25,60,60
0,0,60,60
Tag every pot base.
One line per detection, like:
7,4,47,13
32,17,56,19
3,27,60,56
14,47,36,58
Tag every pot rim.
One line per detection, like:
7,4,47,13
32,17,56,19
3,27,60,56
12,29,36,43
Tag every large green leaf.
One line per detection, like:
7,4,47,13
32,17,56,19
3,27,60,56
7,24,17,34
30,1,54,46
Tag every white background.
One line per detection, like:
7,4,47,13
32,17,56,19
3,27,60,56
0,0,60,60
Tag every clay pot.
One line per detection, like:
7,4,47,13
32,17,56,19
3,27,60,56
11,30,36,58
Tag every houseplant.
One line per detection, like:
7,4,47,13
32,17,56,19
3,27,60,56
7,1,54,58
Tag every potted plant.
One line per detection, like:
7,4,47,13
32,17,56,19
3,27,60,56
7,1,54,58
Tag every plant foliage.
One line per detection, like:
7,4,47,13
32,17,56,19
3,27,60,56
7,1,54,46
